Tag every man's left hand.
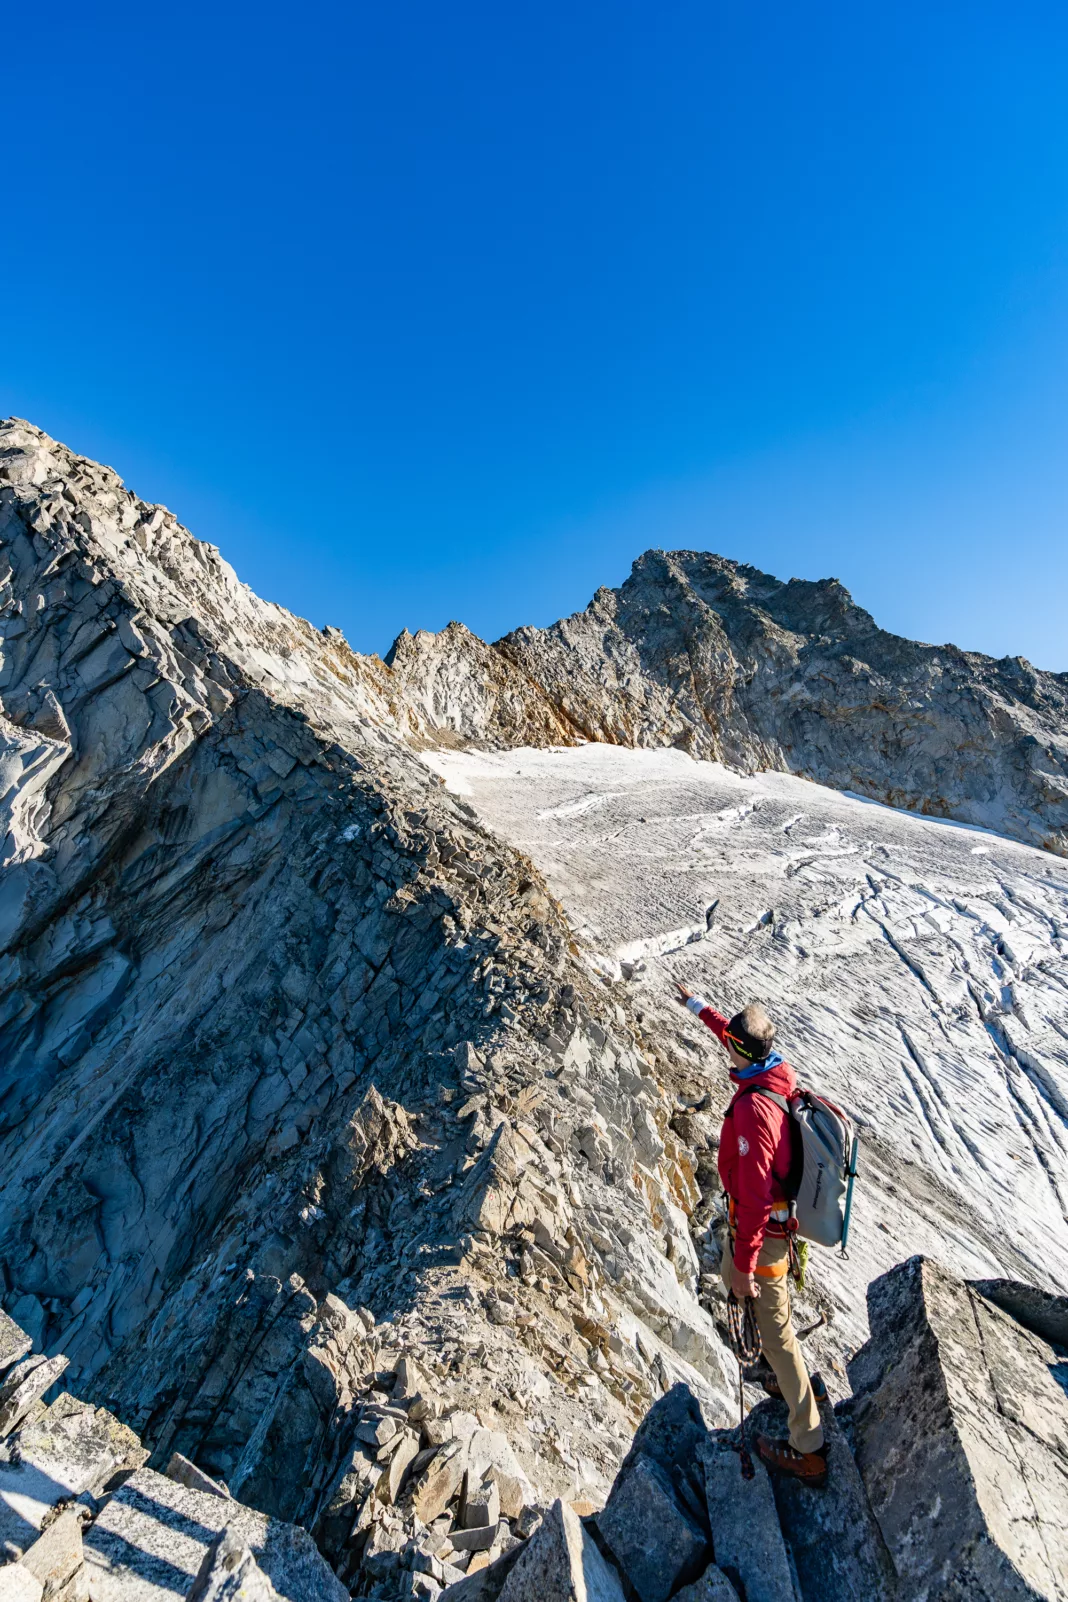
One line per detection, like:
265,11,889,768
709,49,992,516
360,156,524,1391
730,1263,759,1299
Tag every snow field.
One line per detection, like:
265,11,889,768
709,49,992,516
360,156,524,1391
422,744,1068,1345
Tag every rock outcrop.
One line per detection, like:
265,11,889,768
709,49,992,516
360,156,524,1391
848,1256,1068,1600
383,625,579,753
447,1256,1068,1601
0,1305,346,1602
84,1467,346,1602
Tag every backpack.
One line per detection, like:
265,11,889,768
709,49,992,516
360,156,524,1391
739,1085,860,1254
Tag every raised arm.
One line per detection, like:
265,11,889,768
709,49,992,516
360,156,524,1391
674,982,730,1048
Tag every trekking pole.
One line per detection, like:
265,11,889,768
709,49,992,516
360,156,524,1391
726,1290,760,1480
737,1364,754,1481
838,1134,860,1260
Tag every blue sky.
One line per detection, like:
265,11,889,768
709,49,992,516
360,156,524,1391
4,2,1068,667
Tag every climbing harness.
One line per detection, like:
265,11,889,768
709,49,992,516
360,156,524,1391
725,1290,761,1480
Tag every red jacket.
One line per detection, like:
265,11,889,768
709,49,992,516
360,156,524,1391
690,1002,797,1274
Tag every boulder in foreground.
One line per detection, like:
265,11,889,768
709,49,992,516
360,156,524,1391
495,1499,623,1601
849,1255,1068,1601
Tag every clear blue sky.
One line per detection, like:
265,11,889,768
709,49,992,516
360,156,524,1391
4,3,1068,667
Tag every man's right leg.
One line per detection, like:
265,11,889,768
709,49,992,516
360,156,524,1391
751,1238,823,1454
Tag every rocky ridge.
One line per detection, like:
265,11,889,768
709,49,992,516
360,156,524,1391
0,421,748,1596
3,1252,1063,1602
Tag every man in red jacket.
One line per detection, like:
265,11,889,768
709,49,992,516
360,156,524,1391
676,984,827,1488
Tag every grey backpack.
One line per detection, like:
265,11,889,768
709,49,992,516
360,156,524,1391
744,1086,859,1254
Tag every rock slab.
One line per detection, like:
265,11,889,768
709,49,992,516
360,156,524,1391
165,1454,229,1500
82,1468,346,1602
969,1279,1068,1353
759,1392,896,1602
0,1394,147,1557
598,1454,709,1602
187,1529,280,1602
0,1315,32,1377
699,1435,796,1602
497,1499,624,1602
674,1567,742,1602
0,1568,42,1602
0,1358,69,1439
19,1511,84,1602
849,1255,1068,1602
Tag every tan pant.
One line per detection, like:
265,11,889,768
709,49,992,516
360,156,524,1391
722,1232,824,1454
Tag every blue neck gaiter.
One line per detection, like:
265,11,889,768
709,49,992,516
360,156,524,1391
731,1048,783,1082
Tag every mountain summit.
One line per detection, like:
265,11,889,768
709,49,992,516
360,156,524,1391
390,548,1068,855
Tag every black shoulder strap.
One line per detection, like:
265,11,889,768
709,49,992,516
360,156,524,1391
733,1086,790,1115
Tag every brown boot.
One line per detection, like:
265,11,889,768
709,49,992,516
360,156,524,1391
755,1434,828,1489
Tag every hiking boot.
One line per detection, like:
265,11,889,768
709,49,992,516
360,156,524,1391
742,1360,782,1399
742,1366,827,1403
755,1434,828,1489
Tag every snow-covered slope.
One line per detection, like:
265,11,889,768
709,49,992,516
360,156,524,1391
422,744,1068,1346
